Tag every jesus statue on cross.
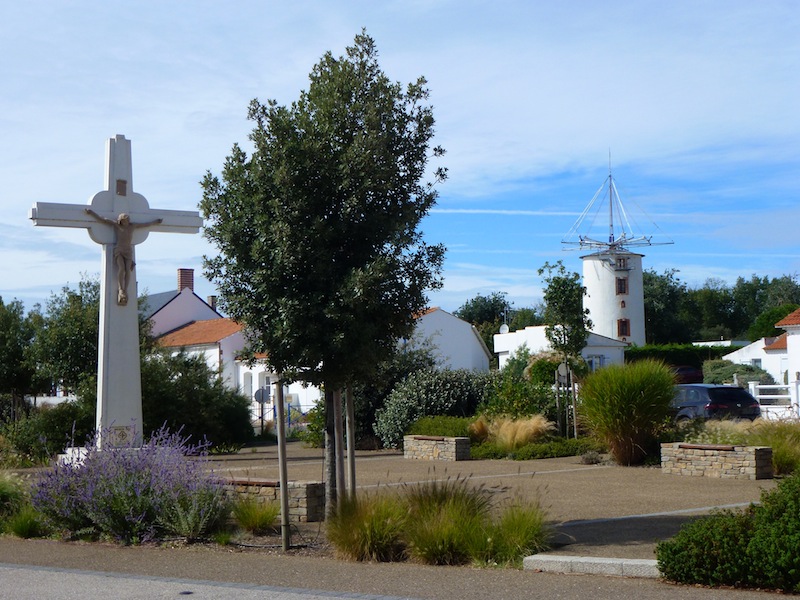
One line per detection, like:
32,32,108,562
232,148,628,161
84,209,163,305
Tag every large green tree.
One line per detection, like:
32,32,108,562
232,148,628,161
200,32,446,501
454,291,541,354
0,297,38,420
643,268,691,344
27,278,100,393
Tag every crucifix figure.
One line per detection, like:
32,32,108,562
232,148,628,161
84,209,163,305
30,135,203,446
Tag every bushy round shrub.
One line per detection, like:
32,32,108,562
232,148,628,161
657,510,754,587
578,359,675,465
748,475,800,591
374,369,495,448
703,359,774,386
658,473,800,592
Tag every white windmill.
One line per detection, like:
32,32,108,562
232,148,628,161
562,161,672,346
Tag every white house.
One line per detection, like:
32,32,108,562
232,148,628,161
414,308,492,371
158,318,245,389
493,325,628,371
722,335,788,384
235,308,491,417
142,268,220,337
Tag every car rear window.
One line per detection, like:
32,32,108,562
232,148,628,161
707,387,755,405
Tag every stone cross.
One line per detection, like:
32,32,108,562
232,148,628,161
29,135,202,446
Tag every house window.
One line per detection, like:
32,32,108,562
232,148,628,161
617,319,630,337
243,372,253,399
586,355,604,372
751,359,762,369
616,277,628,295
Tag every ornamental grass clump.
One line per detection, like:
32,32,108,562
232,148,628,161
578,360,675,465
404,478,491,566
326,493,408,561
490,415,555,453
325,477,549,567
232,497,280,535
31,426,229,544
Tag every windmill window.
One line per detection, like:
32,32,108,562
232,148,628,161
620,300,626,308
616,257,628,270
616,277,628,295
617,319,630,337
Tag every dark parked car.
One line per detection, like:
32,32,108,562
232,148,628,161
671,384,761,423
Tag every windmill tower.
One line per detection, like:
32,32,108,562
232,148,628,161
563,165,671,346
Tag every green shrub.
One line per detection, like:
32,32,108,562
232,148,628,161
0,473,27,520
658,473,800,592
407,416,472,438
0,400,95,462
747,475,800,592
5,505,49,538
479,349,557,421
374,369,495,448
232,497,280,535
326,494,408,561
578,360,675,465
656,510,754,587
703,360,774,386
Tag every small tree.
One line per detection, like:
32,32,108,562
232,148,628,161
200,31,446,505
538,261,592,435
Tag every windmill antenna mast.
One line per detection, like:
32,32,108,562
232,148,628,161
561,155,674,252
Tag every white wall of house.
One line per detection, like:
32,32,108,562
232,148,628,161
493,325,627,370
169,331,245,389
149,288,220,337
415,308,491,371
723,338,788,384
236,361,323,419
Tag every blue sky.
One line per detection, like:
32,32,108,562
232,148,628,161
2,1,799,314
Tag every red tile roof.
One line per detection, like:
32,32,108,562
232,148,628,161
158,318,241,347
776,308,800,327
765,333,788,351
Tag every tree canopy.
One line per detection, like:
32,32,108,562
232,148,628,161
200,31,446,391
538,261,591,362
643,270,800,343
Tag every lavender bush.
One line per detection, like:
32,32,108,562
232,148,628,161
32,427,229,544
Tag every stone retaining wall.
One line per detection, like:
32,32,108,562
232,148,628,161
660,443,773,480
224,479,325,522
403,435,470,461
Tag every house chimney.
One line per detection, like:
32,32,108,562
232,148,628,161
207,295,218,311
177,268,194,292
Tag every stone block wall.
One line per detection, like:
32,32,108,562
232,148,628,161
660,443,773,480
224,479,325,522
403,435,471,461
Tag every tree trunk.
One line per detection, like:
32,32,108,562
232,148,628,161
345,385,356,498
332,388,345,508
324,387,337,518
